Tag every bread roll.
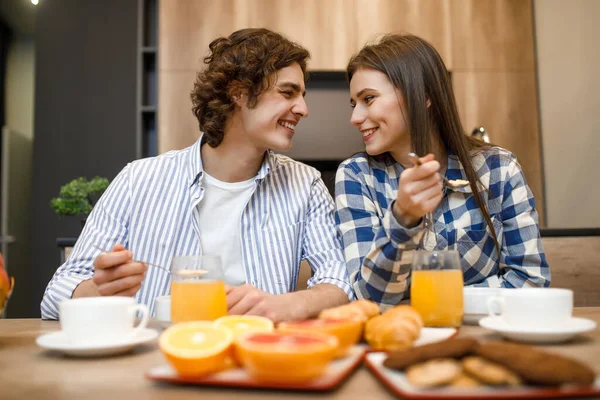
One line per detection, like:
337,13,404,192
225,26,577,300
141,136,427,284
318,300,380,322
364,305,423,351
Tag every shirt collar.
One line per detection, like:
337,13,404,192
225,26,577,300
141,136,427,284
188,136,204,188
188,134,277,187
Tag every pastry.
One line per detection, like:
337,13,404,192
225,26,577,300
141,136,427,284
475,341,596,386
462,356,522,386
318,299,380,322
406,359,462,387
449,372,483,387
383,338,477,370
364,305,423,351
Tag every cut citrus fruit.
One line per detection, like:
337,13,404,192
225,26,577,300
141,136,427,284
214,315,274,337
278,317,362,358
159,321,234,377
234,331,338,382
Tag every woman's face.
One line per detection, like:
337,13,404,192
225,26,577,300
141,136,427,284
349,68,409,159
239,63,308,152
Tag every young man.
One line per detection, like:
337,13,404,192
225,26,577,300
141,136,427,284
41,28,354,321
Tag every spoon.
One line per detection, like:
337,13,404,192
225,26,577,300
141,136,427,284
406,153,469,189
91,245,208,278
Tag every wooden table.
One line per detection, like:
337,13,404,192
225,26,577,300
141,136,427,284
1,308,599,400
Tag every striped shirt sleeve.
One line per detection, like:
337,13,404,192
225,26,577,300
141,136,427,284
40,164,132,319
304,176,356,300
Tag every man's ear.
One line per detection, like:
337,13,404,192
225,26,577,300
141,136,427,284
228,82,247,107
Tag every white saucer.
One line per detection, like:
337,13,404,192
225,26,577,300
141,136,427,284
36,328,159,357
463,313,487,325
479,316,597,344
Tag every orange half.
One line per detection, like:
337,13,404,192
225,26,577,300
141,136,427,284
235,331,338,382
159,321,234,377
214,315,274,337
278,318,362,358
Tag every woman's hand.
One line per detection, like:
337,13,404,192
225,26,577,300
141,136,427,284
393,154,443,228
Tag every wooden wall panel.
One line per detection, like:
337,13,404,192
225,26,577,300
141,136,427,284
450,0,536,70
159,0,251,71
452,71,545,223
246,0,356,70
353,0,453,68
158,71,198,153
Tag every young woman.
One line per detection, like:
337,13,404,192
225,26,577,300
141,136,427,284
335,34,550,308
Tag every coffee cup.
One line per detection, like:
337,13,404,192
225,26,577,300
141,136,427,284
59,296,150,345
463,287,506,324
487,288,573,329
154,295,171,322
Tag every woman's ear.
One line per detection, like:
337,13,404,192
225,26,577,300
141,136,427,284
426,98,432,108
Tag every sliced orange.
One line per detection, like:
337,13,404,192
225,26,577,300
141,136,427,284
214,315,274,337
278,318,362,358
159,321,234,377
235,331,338,382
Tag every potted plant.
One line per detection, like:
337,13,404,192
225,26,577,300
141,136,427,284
50,177,110,227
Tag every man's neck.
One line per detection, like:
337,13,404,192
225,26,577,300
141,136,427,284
200,118,266,183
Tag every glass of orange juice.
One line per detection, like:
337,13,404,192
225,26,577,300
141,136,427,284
170,255,227,323
410,250,464,327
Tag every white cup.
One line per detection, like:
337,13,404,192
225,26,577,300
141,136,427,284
154,295,171,322
463,287,506,324
59,297,150,345
487,288,573,329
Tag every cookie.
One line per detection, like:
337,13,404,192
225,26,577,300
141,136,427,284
406,359,462,387
383,338,477,370
449,372,483,388
462,356,522,386
476,341,596,386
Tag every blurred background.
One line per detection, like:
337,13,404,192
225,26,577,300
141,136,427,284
0,0,598,317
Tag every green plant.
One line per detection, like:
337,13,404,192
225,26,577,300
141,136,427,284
50,177,110,218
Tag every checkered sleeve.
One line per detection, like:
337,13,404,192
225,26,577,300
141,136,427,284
478,156,550,288
334,161,425,308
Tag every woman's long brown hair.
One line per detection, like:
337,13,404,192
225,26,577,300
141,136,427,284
347,34,500,256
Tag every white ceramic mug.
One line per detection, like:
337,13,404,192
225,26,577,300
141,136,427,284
59,297,150,345
487,288,573,329
154,295,171,322
463,287,506,324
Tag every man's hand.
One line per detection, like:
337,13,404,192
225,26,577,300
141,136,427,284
73,244,147,298
226,284,307,323
226,283,349,323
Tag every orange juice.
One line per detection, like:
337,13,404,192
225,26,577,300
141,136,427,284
410,270,463,327
171,280,227,323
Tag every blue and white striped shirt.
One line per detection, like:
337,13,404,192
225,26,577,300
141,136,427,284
335,147,550,309
41,138,354,319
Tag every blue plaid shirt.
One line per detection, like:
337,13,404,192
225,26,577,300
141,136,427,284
334,147,550,309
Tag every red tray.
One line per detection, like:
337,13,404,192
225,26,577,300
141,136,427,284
146,344,366,391
364,351,600,399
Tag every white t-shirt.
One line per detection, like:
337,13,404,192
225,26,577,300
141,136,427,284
197,172,256,286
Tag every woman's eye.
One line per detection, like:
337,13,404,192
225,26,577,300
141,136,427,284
364,95,374,104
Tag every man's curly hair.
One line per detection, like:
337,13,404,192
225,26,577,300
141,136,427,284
191,28,310,147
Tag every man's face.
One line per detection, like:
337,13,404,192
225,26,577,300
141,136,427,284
239,63,308,152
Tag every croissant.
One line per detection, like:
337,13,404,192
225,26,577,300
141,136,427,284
364,305,423,352
318,299,381,322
